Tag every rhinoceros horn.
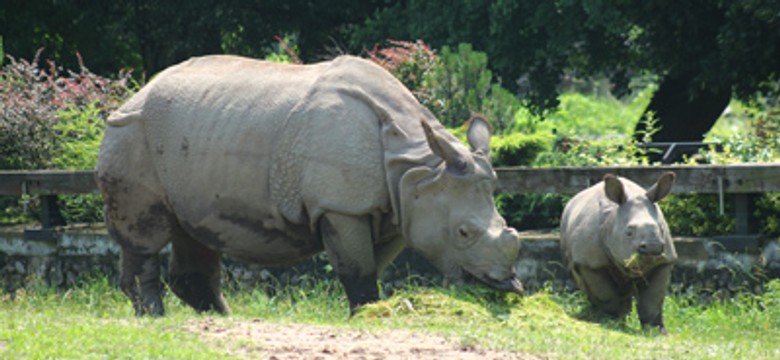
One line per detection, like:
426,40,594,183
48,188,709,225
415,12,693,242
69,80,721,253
420,120,469,174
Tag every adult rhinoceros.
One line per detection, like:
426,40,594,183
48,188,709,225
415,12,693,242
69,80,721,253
96,55,523,316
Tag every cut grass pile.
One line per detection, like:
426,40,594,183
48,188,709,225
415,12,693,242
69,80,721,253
1,276,779,359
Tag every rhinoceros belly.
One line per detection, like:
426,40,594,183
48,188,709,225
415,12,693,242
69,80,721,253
177,196,323,265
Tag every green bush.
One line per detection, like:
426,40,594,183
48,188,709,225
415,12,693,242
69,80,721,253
365,39,438,103
497,82,659,230
51,104,109,223
490,132,550,167
427,43,524,132
687,92,780,236
521,84,780,236
496,192,570,231
756,193,780,236
0,51,136,224
366,41,526,133
660,194,735,236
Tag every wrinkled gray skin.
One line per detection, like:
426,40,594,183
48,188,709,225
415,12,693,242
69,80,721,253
96,55,522,316
560,172,677,333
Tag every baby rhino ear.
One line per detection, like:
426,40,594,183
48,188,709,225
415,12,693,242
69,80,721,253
466,115,492,156
603,174,627,205
646,171,676,202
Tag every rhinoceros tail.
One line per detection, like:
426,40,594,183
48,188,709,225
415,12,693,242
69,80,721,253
106,108,144,127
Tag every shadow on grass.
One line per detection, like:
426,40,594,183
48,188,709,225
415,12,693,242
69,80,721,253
550,289,665,337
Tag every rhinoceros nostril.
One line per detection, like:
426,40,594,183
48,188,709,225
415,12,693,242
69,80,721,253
638,242,664,256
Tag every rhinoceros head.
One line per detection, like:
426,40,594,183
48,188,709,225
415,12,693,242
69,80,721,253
399,116,523,293
601,172,677,272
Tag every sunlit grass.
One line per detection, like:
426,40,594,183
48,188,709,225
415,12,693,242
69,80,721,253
2,276,779,359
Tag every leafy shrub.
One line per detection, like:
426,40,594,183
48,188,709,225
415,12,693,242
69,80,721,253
499,83,660,230
496,192,570,231
427,43,523,132
51,104,110,223
264,35,302,64
685,91,780,236
52,103,104,170
366,41,526,133
365,39,438,103
490,132,550,167
544,87,654,142
0,50,136,224
1,50,134,169
756,193,780,236
660,194,735,236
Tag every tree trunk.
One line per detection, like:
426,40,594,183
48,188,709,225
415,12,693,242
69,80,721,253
635,73,731,144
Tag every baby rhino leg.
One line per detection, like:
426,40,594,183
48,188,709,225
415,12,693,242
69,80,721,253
573,265,632,319
637,264,672,334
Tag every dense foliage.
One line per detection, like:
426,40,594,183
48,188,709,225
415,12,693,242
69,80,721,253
2,39,780,236
0,51,136,223
347,0,780,141
0,0,392,74
3,1,778,141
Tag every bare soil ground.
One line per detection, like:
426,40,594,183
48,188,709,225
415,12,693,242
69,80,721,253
186,317,535,359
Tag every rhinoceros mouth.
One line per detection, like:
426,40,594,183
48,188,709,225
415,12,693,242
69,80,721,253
464,270,524,295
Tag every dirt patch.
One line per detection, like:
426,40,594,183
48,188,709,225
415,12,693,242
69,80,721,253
185,317,534,359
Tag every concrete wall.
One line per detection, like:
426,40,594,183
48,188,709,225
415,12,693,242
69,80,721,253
2,225,779,298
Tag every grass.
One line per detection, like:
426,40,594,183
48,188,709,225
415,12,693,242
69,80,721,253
2,276,780,359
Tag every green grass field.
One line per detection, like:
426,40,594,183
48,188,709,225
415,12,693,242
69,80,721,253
1,277,779,359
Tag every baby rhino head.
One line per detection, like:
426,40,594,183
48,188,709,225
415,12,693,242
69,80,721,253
601,172,677,273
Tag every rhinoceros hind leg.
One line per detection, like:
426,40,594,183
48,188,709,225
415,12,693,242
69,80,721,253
574,266,632,319
320,213,379,314
119,248,164,316
637,264,671,333
168,234,230,314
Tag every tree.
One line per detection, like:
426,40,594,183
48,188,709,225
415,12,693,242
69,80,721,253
0,0,140,74
349,0,780,142
0,0,391,76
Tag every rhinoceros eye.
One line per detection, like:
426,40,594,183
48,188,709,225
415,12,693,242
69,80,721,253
455,223,480,249
625,227,635,237
458,226,470,238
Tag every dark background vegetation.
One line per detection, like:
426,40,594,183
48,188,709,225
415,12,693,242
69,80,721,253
2,0,779,141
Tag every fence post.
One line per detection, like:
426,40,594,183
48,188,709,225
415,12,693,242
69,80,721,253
734,193,760,235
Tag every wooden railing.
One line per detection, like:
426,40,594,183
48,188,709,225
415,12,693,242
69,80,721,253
0,170,97,232
3,164,780,239
496,164,780,238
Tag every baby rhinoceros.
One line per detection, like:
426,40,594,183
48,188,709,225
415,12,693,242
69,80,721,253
560,172,677,333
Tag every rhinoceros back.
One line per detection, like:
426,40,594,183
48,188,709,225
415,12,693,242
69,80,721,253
104,55,434,259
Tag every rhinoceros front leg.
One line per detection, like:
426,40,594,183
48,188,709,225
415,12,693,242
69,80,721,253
373,236,406,275
320,213,378,314
119,248,163,316
573,265,632,319
637,264,672,334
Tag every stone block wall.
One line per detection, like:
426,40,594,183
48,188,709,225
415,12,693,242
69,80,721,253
2,226,779,298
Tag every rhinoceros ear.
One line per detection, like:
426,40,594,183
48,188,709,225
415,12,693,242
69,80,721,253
421,120,468,174
603,174,627,205
466,115,491,156
646,171,676,202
